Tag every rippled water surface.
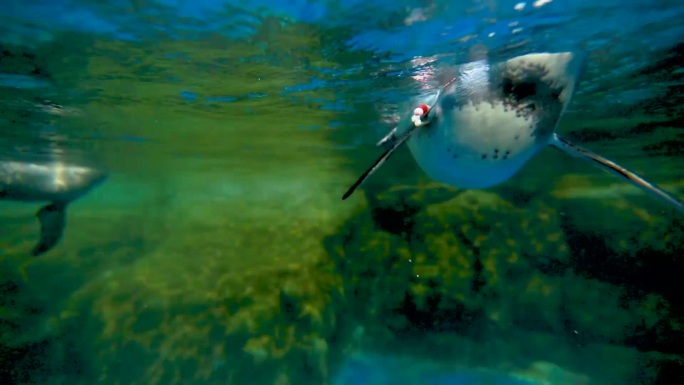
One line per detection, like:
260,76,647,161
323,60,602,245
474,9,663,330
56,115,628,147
1,1,683,384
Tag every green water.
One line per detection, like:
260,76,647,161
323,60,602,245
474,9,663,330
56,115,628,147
1,20,683,385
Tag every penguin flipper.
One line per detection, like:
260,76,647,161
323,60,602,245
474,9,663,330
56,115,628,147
32,202,68,256
550,134,684,213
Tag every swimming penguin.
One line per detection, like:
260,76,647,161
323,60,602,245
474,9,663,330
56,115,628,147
0,158,107,256
342,52,684,214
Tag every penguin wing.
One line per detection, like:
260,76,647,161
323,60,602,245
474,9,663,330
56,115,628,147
32,202,68,256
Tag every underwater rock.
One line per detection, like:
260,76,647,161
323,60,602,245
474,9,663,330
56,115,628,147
0,204,180,384
554,193,684,354
56,255,350,385
325,188,680,359
654,358,684,385
0,270,78,385
327,189,570,339
555,187,683,262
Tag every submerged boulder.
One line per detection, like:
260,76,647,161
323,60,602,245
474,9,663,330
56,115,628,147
325,187,679,367
327,189,570,338
57,255,348,385
552,184,684,355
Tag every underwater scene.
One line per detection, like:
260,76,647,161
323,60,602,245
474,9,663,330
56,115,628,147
0,0,683,384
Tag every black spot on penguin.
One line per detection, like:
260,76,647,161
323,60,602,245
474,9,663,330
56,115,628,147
503,78,538,101
514,82,537,99
502,78,514,95
481,154,487,159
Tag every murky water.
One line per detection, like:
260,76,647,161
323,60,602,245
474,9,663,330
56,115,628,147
1,1,682,384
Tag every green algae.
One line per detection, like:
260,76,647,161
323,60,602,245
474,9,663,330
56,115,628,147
1,21,367,385
325,187,683,383
56,256,347,385
3,157,682,384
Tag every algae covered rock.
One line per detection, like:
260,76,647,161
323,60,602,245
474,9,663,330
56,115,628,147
326,188,679,356
553,191,684,354
55,254,348,385
552,175,683,258
0,275,54,385
327,189,570,337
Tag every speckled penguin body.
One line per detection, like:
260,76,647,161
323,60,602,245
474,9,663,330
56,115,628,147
407,53,581,188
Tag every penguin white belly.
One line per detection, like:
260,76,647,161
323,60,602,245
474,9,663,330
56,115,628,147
407,100,544,188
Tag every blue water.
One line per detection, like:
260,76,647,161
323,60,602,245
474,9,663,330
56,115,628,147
1,1,683,385
334,354,543,385
4,1,684,104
